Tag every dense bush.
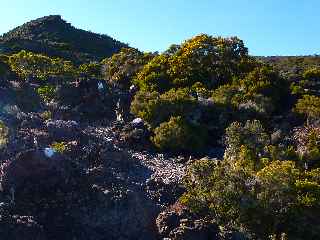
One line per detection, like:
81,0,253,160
0,56,10,77
79,62,102,79
9,50,77,81
37,85,57,103
135,34,251,92
131,88,197,127
293,124,320,168
181,120,320,239
152,116,207,152
50,141,68,153
212,66,288,118
290,67,320,96
303,67,320,82
224,120,270,161
295,95,320,123
102,48,154,89
134,54,171,92
129,34,292,152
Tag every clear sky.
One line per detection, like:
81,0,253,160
1,0,319,56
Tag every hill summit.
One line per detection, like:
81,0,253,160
0,15,128,63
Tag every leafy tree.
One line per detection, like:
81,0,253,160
102,48,154,89
135,34,251,92
134,54,171,92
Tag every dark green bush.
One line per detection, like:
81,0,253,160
0,120,9,149
0,56,10,77
152,116,207,152
79,62,102,78
131,88,197,127
130,35,291,152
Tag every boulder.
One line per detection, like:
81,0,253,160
0,149,68,197
20,113,43,129
46,120,81,141
156,202,220,240
0,213,46,240
120,119,150,148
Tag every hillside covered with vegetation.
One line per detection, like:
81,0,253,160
0,16,320,240
0,15,128,63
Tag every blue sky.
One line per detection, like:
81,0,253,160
1,0,319,56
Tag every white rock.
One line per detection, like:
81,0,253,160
44,148,56,158
97,82,104,91
129,85,136,91
132,118,143,125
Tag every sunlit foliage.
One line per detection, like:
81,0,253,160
9,50,77,81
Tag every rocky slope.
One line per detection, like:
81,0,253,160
0,74,229,239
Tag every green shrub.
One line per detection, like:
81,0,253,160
152,116,207,152
181,119,320,238
0,121,9,149
224,120,270,162
135,34,250,92
9,50,77,81
182,149,320,239
134,54,171,92
14,83,41,111
130,35,290,153
37,85,56,103
131,88,196,127
102,48,154,89
79,62,102,78
0,56,10,77
50,141,68,153
295,95,320,124
303,67,320,82
130,90,161,126
40,111,52,120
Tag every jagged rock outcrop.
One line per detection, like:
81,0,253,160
156,203,220,240
0,210,46,240
0,149,71,196
46,120,81,141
